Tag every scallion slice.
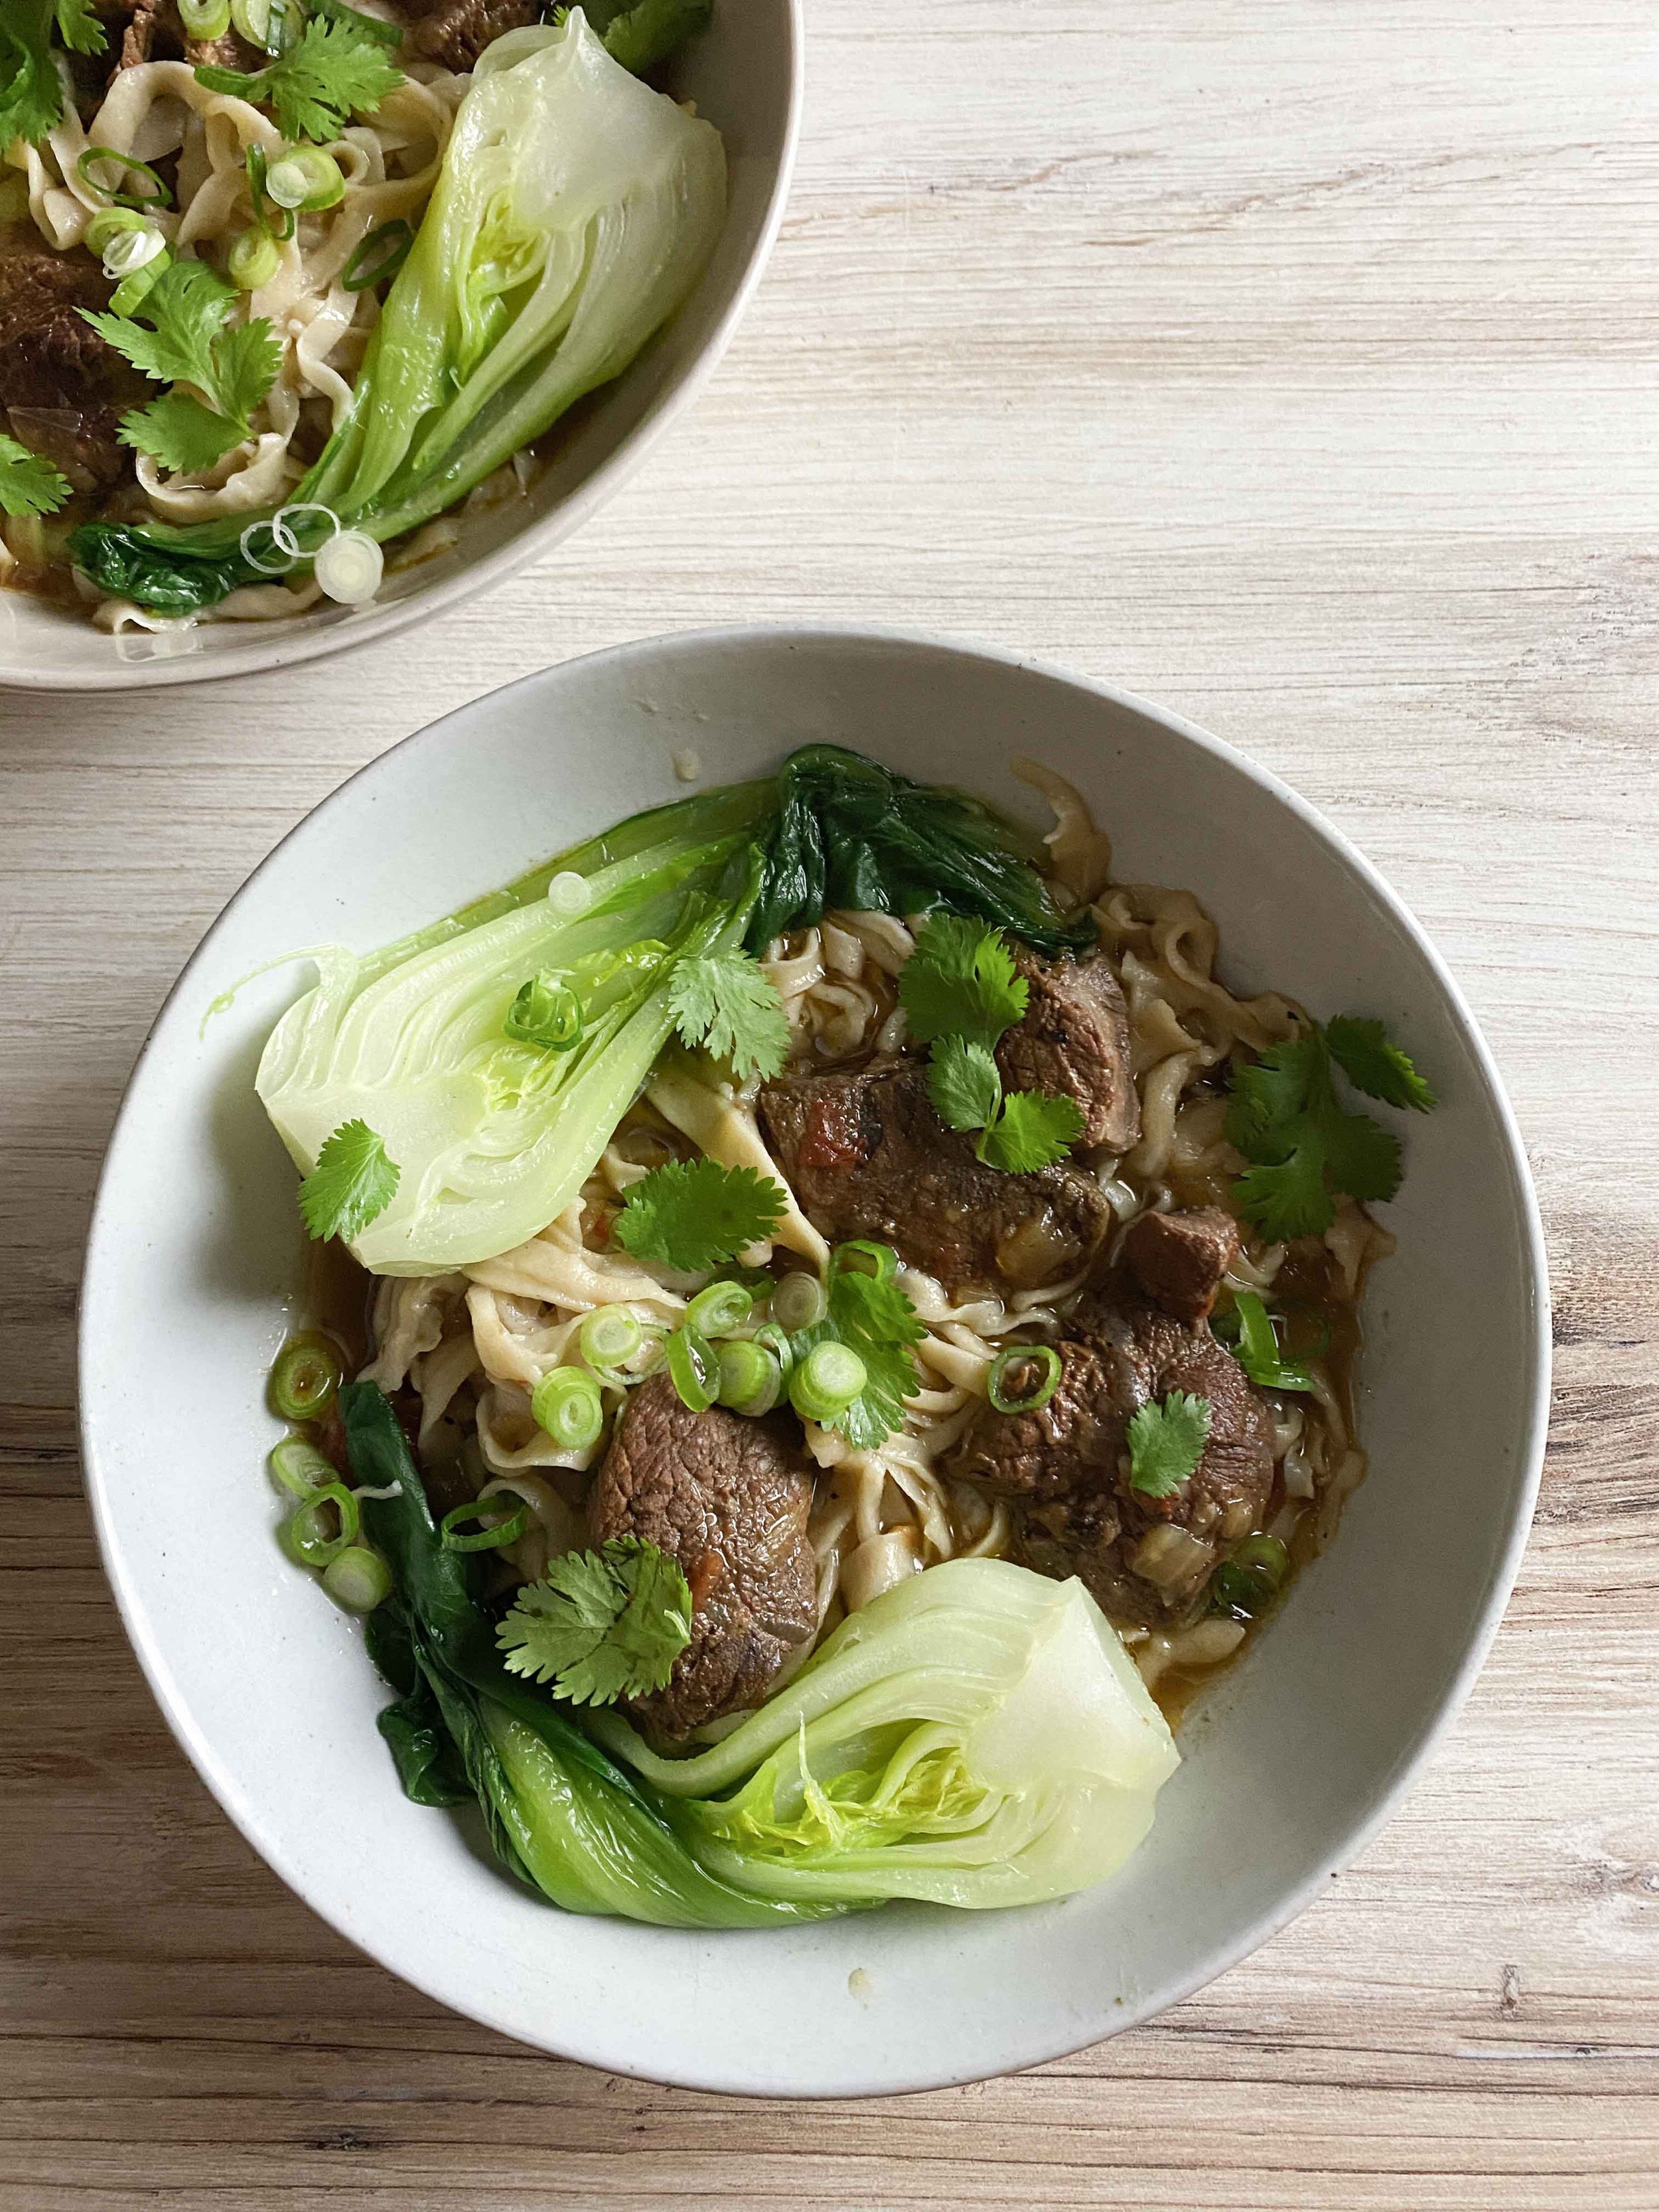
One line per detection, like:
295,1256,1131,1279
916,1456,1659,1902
266,148,344,213
77,147,172,211
716,1339,782,1418
751,1321,796,1380
685,1279,754,1338
342,218,413,292
833,1239,897,1283
179,0,233,37
666,1323,719,1413
788,1340,867,1425
987,1343,1062,1416
770,1270,828,1333
268,1332,342,1422
1210,1533,1289,1621
269,1435,337,1499
322,1545,392,1611
579,1305,644,1372
281,1480,358,1568
440,1498,530,1552
530,1366,605,1452
313,528,384,606
1227,1291,1315,1393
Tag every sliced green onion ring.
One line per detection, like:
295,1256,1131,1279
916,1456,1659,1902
751,1321,796,1380
833,1239,897,1283
666,1323,719,1413
266,149,344,212
440,1498,530,1552
100,223,167,279
579,1305,644,1372
1228,1291,1315,1392
268,1331,342,1421
78,147,172,211
789,1339,867,1425
281,1480,358,1568
1210,1532,1290,1621
530,1365,605,1452
313,528,384,605
342,217,413,291
109,250,170,316
240,518,294,574
269,1434,338,1499
770,1270,828,1333
716,1339,782,1418
322,1545,392,1611
228,224,281,290
269,501,340,559
85,206,148,254
685,1279,754,1339
244,147,297,241
987,1343,1062,1416
179,0,233,37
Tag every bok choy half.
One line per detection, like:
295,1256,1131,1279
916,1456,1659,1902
255,748,1091,1276
346,1382,1178,1922
68,10,727,614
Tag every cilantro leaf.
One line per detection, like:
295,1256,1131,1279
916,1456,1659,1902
196,17,403,144
1126,1390,1211,1498
928,1033,1003,1134
978,1088,1085,1173
792,1252,925,1449
0,433,70,518
496,1537,692,1706
614,1158,787,1272
1226,1017,1431,1239
1,0,102,151
119,392,247,473
1325,1016,1437,1112
84,263,279,473
297,1118,401,1242
214,317,285,423
669,950,790,1080
85,260,237,391
897,913,1028,1049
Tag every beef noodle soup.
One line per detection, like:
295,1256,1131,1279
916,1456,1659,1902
254,747,1433,1923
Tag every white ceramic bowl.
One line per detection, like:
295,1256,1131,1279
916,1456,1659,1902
80,626,1548,2093
0,10,800,694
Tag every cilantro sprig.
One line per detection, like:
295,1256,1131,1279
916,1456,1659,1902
669,950,790,1081
901,917,1084,1173
928,1035,1084,1173
496,1536,692,1706
0,434,70,519
1,0,106,153
614,1158,788,1273
83,261,281,474
196,15,403,145
297,1118,401,1242
1225,1017,1435,1242
791,1248,925,1449
1126,1390,1211,1499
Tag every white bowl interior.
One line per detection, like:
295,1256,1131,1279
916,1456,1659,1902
80,628,1547,2093
0,6,799,692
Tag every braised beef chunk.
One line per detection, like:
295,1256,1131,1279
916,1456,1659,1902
941,1223,1273,1625
0,238,139,493
587,1373,816,1739
1119,1205,1239,1322
415,0,536,69
758,1057,1113,1296
997,948,1140,1153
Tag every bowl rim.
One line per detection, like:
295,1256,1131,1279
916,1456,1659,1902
1,7,804,696
78,621,1551,2091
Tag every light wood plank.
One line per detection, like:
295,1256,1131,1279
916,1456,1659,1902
3,0,1658,2202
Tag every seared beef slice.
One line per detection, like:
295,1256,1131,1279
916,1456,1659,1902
758,1057,1112,1295
942,1219,1273,1624
997,948,1140,1153
415,0,536,68
588,1374,816,1738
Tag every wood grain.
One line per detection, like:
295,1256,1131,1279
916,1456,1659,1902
3,1,1658,2203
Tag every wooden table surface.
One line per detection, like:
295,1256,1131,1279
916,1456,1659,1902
5,2,1658,2204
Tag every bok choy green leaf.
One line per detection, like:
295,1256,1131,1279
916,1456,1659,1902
69,9,726,612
